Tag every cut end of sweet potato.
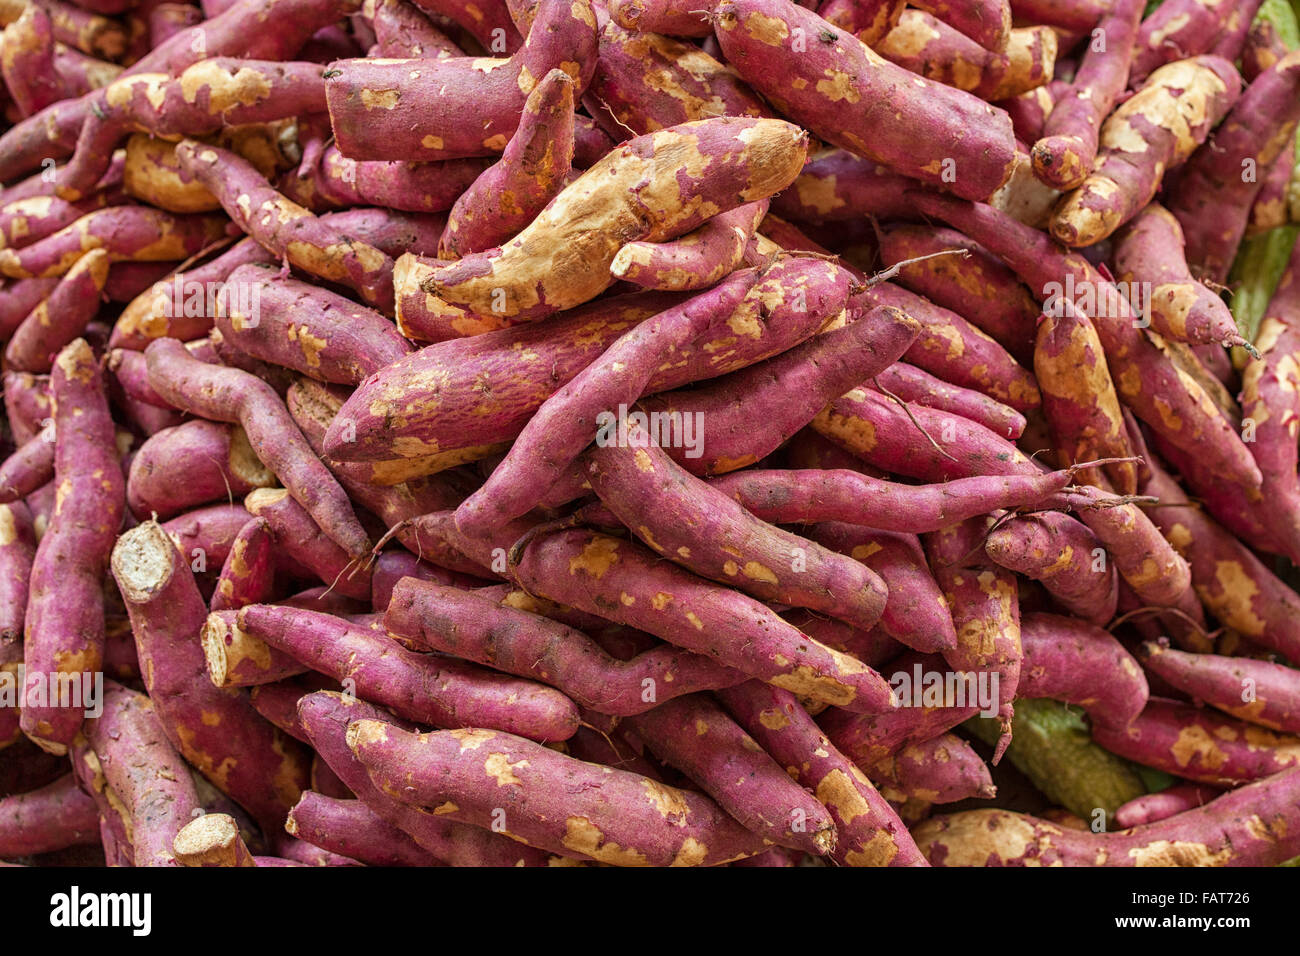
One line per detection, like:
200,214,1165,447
111,521,180,603
200,613,232,688
173,813,254,867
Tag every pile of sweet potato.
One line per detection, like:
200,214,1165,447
2,0,1300,868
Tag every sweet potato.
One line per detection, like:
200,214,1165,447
877,12,1054,101
511,526,895,712
160,503,254,576
362,0,460,58
908,193,1264,490
1017,612,1147,727
818,0,904,46
770,149,914,223
233,603,580,741
347,720,766,866
607,0,712,37
0,499,35,652
323,0,596,162
144,338,368,558
871,283,1042,412
812,386,1040,482
582,18,771,140
201,608,308,687
871,363,1027,439
289,146,487,215
4,248,110,373
409,0,519,53
1139,456,1300,665
984,511,1117,624
383,578,743,715
714,0,1017,201
1092,698,1300,786
83,680,202,866
867,732,994,804
341,257,844,459
610,201,770,292
996,80,1067,145
402,116,808,334
209,517,277,612
243,488,370,600
126,420,275,521
0,3,59,118
454,268,765,537
1129,0,1239,85
0,206,228,280
298,690,573,866
628,693,838,854
172,812,257,867
111,520,310,831
0,426,54,505
287,792,446,866
1113,784,1222,829
1138,641,1300,734
717,680,925,866
1049,56,1242,247
916,764,1300,865
1029,0,1143,190
0,278,58,341
586,414,891,638
439,68,575,258
0,773,100,859
0,187,126,251
20,339,123,753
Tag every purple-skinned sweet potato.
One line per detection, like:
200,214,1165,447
243,488,371,601
510,526,896,712
627,693,838,854
438,68,575,258
984,511,1117,624
770,149,915,223
1128,0,1239,85
0,425,55,506
384,578,743,713
867,732,994,804
1029,0,1143,190
286,792,445,866
4,249,110,373
20,339,124,753
1017,612,1147,728
1138,641,1300,734
915,764,1300,865
401,116,809,334
126,420,275,521
231,603,580,741
714,0,1017,201
347,720,766,866
110,519,311,832
0,773,100,858
1049,56,1242,247
210,517,278,612
871,363,1027,439
1113,784,1223,829
610,201,769,292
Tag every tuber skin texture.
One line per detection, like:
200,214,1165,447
870,363,1026,439
1113,785,1223,829
610,201,769,292
714,0,1017,201
1138,642,1300,734
4,249,111,373
287,792,445,866
174,140,395,313
0,501,36,648
510,526,896,712
161,503,255,577
718,681,927,867
21,339,125,753
877,13,1055,101
1029,0,1143,190
202,609,308,688
84,680,203,867
126,420,275,521
1033,294,1136,494
1049,56,1243,248
909,192,1264,491
1128,0,1239,86
144,337,369,559
771,149,915,223
324,0,596,162
0,188,127,252
111,520,311,833
0,206,228,280
453,268,764,538
984,511,1117,625
233,603,580,742
607,0,713,37
868,732,995,805
405,116,809,333
172,812,257,867
915,764,1300,866
382,578,744,716
244,488,371,601
290,146,488,215
0,426,55,506
348,720,767,866
345,256,844,456
1017,612,1148,729
0,773,100,859
628,693,839,855
586,416,891,639
210,518,278,612
1091,699,1300,787
439,68,576,259
298,691,575,866
216,264,413,385
634,303,920,476
1113,203,1252,347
